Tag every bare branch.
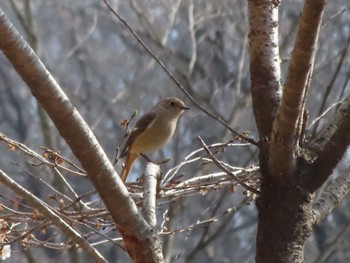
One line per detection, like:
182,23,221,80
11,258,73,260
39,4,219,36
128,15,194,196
197,136,260,195
160,195,254,236
311,95,350,149
269,0,326,178
312,224,350,263
161,0,181,45
129,0,160,43
62,12,98,62
312,35,350,134
1,133,88,208
0,169,107,263
187,0,196,75
101,0,257,145
248,0,281,140
161,140,251,186
307,100,350,192
142,163,160,228
308,101,343,130
312,166,350,225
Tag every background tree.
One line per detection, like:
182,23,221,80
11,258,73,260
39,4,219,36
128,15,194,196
0,0,350,262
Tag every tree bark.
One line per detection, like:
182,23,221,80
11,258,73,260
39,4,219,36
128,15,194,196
256,170,314,263
248,0,281,142
248,0,331,262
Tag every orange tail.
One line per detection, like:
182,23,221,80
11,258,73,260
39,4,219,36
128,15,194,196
120,153,138,182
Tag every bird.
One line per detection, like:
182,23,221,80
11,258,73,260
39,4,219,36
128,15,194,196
119,97,189,182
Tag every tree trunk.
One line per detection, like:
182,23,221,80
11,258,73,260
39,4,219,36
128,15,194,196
248,0,330,261
256,167,314,262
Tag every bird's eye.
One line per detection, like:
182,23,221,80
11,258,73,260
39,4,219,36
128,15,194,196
170,101,175,106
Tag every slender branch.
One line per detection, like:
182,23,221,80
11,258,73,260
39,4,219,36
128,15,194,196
0,169,107,263
197,136,260,195
308,101,343,129
1,133,88,208
312,35,350,134
187,0,197,75
186,191,230,261
312,224,350,263
101,0,257,145
311,95,350,149
62,12,98,61
128,0,159,43
337,68,350,103
161,141,251,186
0,133,53,166
160,196,254,236
269,0,326,178
40,147,85,174
161,0,182,45
12,162,74,204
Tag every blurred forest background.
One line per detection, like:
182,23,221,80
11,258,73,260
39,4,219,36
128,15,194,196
0,0,350,262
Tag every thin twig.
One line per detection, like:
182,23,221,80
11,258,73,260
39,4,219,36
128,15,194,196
101,0,257,145
313,35,350,134
0,169,107,263
197,136,260,195
308,101,343,129
161,141,251,186
160,195,254,236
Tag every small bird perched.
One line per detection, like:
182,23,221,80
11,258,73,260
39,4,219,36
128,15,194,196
119,97,190,182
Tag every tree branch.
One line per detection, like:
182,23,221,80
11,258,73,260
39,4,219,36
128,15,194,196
142,163,160,228
311,166,350,225
312,35,350,135
248,0,281,140
0,8,162,262
268,0,326,178
197,136,260,195
102,0,257,145
311,95,350,149
0,169,107,263
307,100,350,192
312,224,350,263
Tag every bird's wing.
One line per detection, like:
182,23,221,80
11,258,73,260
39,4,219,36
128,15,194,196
119,112,157,158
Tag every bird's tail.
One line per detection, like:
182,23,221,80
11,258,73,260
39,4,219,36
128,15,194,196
120,153,138,182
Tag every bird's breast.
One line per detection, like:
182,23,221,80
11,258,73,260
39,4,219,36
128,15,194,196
129,117,177,154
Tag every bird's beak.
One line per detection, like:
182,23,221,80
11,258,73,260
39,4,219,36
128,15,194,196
181,105,190,110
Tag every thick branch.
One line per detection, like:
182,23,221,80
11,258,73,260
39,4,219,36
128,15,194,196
142,163,160,228
248,0,281,140
269,0,326,178
0,9,161,262
312,167,350,225
0,169,107,263
307,101,350,192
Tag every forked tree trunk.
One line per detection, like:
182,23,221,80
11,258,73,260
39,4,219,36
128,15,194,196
247,0,330,262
